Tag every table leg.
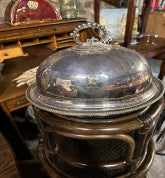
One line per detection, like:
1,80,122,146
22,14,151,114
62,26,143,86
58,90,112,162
0,102,24,142
158,60,165,80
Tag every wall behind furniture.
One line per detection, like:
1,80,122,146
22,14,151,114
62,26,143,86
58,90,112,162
0,0,10,18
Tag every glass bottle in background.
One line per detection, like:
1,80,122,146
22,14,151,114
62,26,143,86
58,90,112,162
59,0,78,19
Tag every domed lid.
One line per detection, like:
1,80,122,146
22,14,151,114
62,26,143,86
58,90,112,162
26,23,164,117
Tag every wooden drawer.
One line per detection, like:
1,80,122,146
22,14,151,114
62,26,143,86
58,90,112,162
0,47,24,63
6,95,29,112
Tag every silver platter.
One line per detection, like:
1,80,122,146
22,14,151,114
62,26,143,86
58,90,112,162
26,77,164,117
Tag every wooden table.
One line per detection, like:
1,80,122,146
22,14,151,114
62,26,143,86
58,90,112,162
130,37,165,80
130,36,165,58
0,132,20,178
0,18,87,141
0,46,54,140
0,18,86,63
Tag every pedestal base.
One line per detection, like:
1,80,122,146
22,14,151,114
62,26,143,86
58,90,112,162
38,140,155,178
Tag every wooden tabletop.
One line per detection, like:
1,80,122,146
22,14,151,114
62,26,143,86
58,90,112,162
0,18,87,43
0,133,20,178
0,18,86,32
0,46,54,102
129,37,165,58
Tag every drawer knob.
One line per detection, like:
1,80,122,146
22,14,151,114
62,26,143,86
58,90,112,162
15,99,28,107
3,53,9,56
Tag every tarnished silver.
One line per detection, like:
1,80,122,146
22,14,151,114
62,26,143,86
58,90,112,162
70,40,112,55
70,22,112,44
26,23,164,117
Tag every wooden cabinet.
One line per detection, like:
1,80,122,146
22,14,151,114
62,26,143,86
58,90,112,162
0,44,26,62
0,18,86,62
145,11,165,39
6,95,29,112
0,18,87,140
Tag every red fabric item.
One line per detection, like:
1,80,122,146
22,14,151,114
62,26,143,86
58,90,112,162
154,0,159,9
5,0,60,25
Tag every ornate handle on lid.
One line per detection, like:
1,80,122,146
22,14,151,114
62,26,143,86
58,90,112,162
71,22,112,45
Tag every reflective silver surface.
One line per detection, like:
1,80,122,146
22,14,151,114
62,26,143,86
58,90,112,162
26,44,164,117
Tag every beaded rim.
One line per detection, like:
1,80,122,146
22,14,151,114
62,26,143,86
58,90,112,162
26,77,164,117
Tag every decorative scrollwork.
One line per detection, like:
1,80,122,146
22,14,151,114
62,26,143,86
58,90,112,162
70,22,112,45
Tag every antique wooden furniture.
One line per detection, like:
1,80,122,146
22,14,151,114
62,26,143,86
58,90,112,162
158,53,165,80
94,0,137,47
38,141,155,178
140,0,165,35
27,23,164,177
140,0,165,81
145,11,165,39
130,36,165,80
0,132,20,178
141,0,151,33
0,46,54,140
130,36,165,58
37,109,159,178
0,18,86,63
0,18,86,140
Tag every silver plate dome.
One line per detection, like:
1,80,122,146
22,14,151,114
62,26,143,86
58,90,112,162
26,43,164,117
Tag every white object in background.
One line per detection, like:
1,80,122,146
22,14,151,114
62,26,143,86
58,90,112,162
100,8,138,42
147,34,150,43
152,34,159,45
137,0,144,15
13,66,38,87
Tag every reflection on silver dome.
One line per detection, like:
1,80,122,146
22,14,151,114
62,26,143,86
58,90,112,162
26,43,164,117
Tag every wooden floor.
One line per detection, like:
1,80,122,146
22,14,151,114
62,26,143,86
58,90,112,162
0,131,48,178
0,133,20,178
19,160,48,178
